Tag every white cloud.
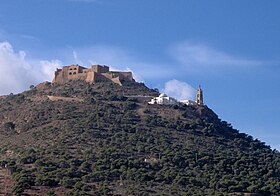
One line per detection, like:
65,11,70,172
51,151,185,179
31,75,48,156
2,40,265,96
162,79,195,101
0,42,166,95
170,41,264,73
40,60,63,81
0,42,170,96
0,42,61,95
123,67,144,83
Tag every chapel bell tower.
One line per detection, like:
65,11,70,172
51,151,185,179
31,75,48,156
196,85,204,106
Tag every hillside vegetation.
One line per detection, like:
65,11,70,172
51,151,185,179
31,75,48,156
0,80,279,195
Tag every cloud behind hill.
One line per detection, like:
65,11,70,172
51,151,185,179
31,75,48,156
0,40,271,96
163,79,195,101
0,42,61,95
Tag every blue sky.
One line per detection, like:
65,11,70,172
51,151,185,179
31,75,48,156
0,0,279,150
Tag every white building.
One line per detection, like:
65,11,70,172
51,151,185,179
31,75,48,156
148,93,178,105
180,100,197,106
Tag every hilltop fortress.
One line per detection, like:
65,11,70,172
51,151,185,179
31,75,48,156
51,64,205,106
52,64,134,85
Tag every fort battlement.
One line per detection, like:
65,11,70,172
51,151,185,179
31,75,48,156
52,64,134,85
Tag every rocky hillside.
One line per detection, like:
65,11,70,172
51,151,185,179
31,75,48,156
0,80,279,195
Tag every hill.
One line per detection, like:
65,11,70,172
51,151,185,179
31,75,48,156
0,80,279,195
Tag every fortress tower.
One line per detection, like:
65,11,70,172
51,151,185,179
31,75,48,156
196,85,203,106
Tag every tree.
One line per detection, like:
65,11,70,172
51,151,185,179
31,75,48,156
3,122,15,131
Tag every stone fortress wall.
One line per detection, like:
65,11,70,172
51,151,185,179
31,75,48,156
52,64,134,85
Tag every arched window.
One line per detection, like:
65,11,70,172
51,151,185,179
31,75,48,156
73,72,77,75
69,72,72,75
